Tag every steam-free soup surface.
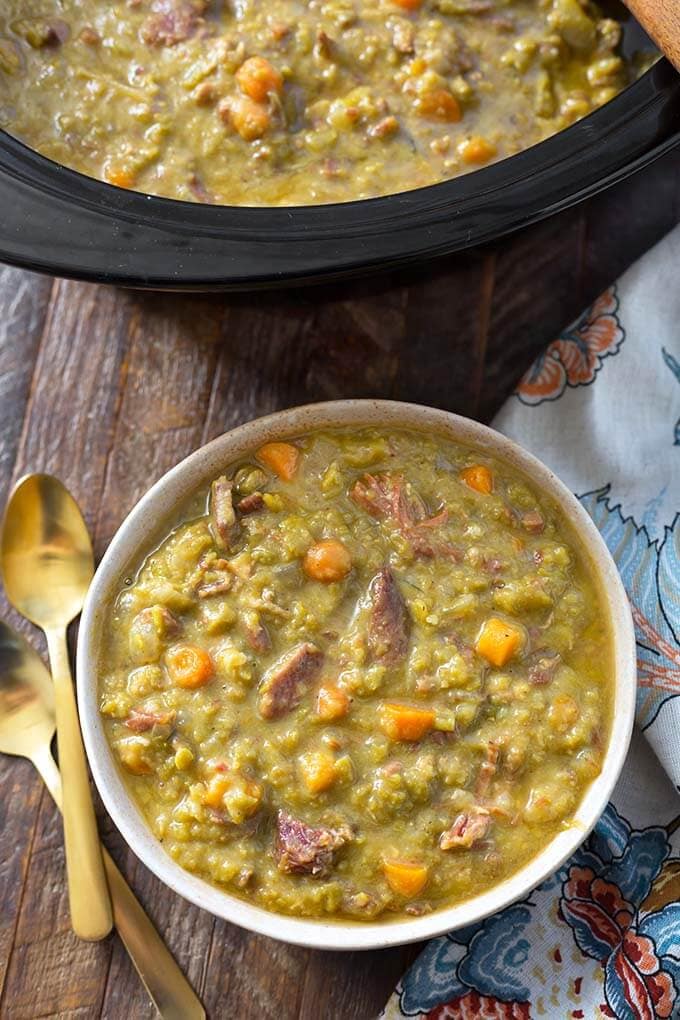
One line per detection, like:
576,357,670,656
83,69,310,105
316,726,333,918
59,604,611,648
99,428,611,920
0,0,637,205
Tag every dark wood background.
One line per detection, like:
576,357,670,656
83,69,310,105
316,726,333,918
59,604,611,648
1,149,679,1020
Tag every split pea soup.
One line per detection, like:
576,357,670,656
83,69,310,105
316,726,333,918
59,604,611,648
99,427,612,920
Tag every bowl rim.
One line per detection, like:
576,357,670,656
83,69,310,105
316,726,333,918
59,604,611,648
77,399,637,950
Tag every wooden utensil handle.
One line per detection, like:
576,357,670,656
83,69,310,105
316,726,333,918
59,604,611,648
625,1,680,72
46,627,113,940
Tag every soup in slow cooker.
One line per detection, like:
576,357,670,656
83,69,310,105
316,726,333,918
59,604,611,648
0,0,638,205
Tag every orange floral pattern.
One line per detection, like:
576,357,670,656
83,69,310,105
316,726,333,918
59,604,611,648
516,287,625,405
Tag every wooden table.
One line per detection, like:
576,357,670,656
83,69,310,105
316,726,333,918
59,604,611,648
1,149,679,1020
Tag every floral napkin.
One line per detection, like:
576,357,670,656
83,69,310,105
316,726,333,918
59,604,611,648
381,227,680,1020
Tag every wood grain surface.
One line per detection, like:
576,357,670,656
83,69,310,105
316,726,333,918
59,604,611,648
0,149,679,1020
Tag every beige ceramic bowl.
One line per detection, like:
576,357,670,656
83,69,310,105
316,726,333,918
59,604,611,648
77,400,636,950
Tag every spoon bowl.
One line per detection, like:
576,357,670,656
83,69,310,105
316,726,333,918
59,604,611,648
1,474,94,629
0,472,112,940
0,619,54,760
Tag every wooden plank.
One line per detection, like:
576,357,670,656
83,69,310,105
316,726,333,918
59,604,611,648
396,252,490,417
480,206,586,423
91,291,226,1017
0,277,135,1018
580,150,680,299
0,268,54,1004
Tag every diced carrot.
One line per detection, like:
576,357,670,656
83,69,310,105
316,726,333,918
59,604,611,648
383,860,429,897
236,56,283,103
224,95,271,141
379,702,435,742
458,136,497,166
316,683,351,721
202,773,232,808
460,464,494,494
105,166,136,189
298,750,337,794
392,0,423,9
476,617,523,667
202,771,262,821
418,89,461,123
165,644,214,689
303,539,352,582
256,441,300,480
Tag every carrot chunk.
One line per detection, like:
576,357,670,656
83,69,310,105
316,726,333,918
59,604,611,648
384,860,429,897
458,136,497,166
460,464,494,494
418,89,462,122
166,644,214,689
105,166,136,189
476,617,523,667
224,94,271,141
316,683,351,721
303,539,352,582
392,0,423,9
256,441,300,480
379,702,435,742
298,751,337,794
236,56,283,103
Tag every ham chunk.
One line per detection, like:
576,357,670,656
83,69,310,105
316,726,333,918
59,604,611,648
528,652,561,685
439,807,491,850
237,492,265,515
522,509,545,534
258,643,323,718
125,708,176,732
367,568,410,666
350,473,460,561
275,811,352,876
140,0,207,46
210,475,237,549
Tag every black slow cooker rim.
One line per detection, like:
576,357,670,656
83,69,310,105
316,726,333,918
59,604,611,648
0,58,679,290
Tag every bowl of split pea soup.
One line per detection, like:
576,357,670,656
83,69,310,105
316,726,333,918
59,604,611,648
78,400,636,949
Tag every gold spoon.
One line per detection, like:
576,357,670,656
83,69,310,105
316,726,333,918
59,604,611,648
1,474,112,940
0,618,206,1020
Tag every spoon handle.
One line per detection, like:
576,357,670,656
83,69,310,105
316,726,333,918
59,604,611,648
45,627,113,940
31,744,206,1020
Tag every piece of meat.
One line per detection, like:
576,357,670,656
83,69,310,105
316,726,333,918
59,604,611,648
475,743,499,798
237,492,265,515
245,620,271,654
368,116,399,140
210,475,237,549
522,509,545,534
140,0,206,46
439,807,492,850
350,473,461,561
275,811,352,876
188,171,212,201
528,652,561,685
197,576,233,598
367,568,410,666
314,29,333,59
192,551,234,598
79,25,101,45
258,642,323,718
125,707,176,732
